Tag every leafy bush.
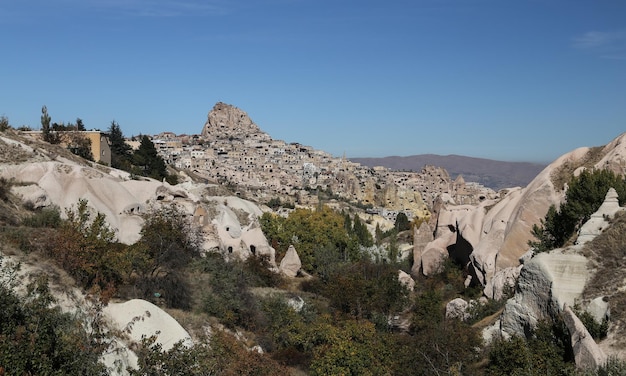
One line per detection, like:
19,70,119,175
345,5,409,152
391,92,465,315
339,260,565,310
0,275,107,375
47,199,125,302
195,254,261,329
130,203,201,309
130,330,287,376
260,206,356,272
21,206,62,228
321,260,410,325
575,309,609,340
486,320,574,376
0,115,9,131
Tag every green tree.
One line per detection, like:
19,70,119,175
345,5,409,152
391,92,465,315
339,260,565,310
486,320,574,376
76,117,86,131
48,199,125,302
67,132,94,161
0,275,107,375
309,320,394,376
394,212,411,232
132,204,200,308
133,135,168,180
323,260,410,324
40,105,60,144
261,206,353,272
530,169,626,251
352,215,374,247
108,120,132,170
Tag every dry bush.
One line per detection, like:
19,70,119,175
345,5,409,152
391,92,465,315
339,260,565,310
550,146,604,190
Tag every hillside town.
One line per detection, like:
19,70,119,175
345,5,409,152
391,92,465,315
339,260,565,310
147,103,496,221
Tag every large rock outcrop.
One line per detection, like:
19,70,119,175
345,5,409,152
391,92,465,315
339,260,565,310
495,186,624,368
499,249,590,337
279,245,302,277
576,187,624,245
416,133,626,297
102,299,193,372
201,102,269,142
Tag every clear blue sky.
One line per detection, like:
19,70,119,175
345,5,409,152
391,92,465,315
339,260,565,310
1,1,625,162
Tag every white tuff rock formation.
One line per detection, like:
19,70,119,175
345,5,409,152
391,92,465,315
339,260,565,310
562,304,608,369
279,245,302,277
415,133,626,300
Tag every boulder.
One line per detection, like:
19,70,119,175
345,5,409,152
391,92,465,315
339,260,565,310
279,245,301,277
416,232,454,276
103,299,192,351
398,270,415,291
446,297,469,320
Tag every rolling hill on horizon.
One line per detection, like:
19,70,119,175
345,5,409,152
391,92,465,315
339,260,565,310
350,154,547,191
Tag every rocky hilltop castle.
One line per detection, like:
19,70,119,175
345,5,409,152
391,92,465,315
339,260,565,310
154,102,495,220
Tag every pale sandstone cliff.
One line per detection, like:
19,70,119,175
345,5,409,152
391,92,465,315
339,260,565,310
414,133,626,302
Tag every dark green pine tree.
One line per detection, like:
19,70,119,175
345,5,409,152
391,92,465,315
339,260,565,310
133,135,167,181
107,121,132,170
353,215,374,247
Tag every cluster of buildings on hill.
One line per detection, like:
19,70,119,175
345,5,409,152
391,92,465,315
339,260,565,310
143,128,495,220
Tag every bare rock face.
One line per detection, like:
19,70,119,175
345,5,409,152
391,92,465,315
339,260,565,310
562,304,607,369
500,249,590,338
499,186,624,342
279,245,302,277
201,102,268,141
484,265,522,301
413,229,454,276
421,133,626,295
577,188,624,245
411,221,433,272
398,270,415,291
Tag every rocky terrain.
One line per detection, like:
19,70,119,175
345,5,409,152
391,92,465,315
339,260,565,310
2,105,626,373
420,132,626,364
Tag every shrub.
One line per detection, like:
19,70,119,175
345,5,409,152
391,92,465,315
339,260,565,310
575,309,608,340
0,116,9,131
485,320,574,375
130,203,201,309
130,330,287,376
47,199,125,302
21,206,62,228
0,177,10,201
195,254,261,329
322,260,410,323
0,275,107,375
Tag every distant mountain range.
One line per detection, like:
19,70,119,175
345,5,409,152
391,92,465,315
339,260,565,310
350,154,547,191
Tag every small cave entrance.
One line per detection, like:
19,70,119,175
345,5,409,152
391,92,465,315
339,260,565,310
228,246,233,254
250,245,256,255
